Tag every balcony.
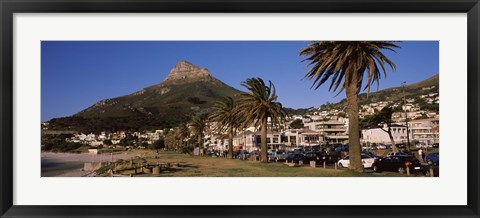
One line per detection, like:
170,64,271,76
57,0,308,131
326,135,349,139
318,128,347,132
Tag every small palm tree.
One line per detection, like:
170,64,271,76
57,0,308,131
190,114,208,154
210,96,239,159
300,41,399,172
177,123,190,152
237,78,288,163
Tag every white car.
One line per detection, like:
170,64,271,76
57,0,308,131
337,155,376,168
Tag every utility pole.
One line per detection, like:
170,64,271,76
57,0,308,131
243,128,246,151
401,81,411,152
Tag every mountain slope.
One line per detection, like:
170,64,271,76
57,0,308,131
49,61,242,131
319,73,439,111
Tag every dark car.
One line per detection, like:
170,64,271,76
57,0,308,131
432,143,439,148
268,151,286,162
285,153,305,164
386,152,411,157
232,150,241,158
302,152,331,165
205,150,219,157
426,152,439,166
237,150,250,160
245,151,260,160
334,144,349,152
372,155,422,174
361,151,382,160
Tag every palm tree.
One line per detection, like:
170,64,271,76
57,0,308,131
300,41,399,172
210,96,239,159
190,114,208,155
164,129,177,151
177,123,190,152
237,78,288,163
174,123,190,151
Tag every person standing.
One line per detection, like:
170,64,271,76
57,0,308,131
418,149,423,162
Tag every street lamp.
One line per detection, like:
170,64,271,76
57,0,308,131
401,81,411,152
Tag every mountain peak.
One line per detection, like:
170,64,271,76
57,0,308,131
173,60,201,72
163,60,213,84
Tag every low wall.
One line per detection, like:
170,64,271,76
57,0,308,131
84,162,106,171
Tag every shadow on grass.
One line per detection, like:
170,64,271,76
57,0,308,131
159,163,200,175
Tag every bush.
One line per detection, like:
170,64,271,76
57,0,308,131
41,134,85,152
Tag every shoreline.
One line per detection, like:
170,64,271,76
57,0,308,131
41,151,145,177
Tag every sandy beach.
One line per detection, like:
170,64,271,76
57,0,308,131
41,151,145,177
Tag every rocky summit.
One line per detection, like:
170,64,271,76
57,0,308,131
163,60,215,85
48,61,242,131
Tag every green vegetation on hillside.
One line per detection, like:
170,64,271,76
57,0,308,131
47,80,242,131
319,74,439,112
41,134,85,152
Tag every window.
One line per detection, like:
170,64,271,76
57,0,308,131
290,136,296,144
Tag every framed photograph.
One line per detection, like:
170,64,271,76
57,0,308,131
1,0,479,217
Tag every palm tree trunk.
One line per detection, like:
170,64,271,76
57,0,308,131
260,118,268,163
227,126,234,159
198,134,202,156
346,74,364,172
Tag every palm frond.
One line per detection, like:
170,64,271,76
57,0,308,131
300,41,399,95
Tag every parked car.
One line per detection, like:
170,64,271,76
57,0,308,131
337,154,376,168
386,152,411,157
334,144,349,152
377,144,386,149
237,150,250,160
268,151,286,162
361,151,382,160
426,152,439,166
205,150,220,157
415,143,426,148
372,155,421,174
302,151,335,165
432,143,439,148
285,153,305,163
275,151,290,162
249,151,260,160
232,150,241,158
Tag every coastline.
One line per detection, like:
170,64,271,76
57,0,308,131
41,151,143,177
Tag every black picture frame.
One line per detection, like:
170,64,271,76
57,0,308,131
1,0,479,217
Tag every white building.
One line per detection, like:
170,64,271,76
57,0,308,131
232,130,282,151
304,120,349,144
409,118,440,145
361,124,411,144
208,134,228,151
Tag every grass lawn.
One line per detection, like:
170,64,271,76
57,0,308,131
122,150,410,177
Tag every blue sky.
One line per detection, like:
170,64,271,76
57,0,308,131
41,41,439,121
